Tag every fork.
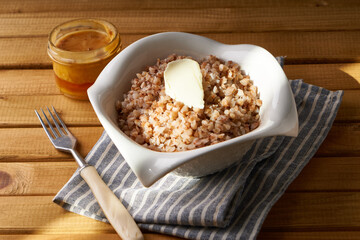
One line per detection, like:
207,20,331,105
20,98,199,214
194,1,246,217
35,106,143,240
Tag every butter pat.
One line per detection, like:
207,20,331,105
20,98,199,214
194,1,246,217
164,59,204,109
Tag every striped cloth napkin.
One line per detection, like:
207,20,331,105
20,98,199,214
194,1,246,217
54,79,343,239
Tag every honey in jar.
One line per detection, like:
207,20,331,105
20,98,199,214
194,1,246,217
47,19,122,100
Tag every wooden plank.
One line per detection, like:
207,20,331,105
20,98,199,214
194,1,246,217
1,63,359,96
337,90,360,122
1,157,360,196
258,231,360,240
0,36,130,69
0,123,358,160
0,69,59,95
0,95,100,127
0,196,113,234
0,37,51,69
0,234,183,240
0,127,103,161
0,90,357,127
284,63,360,90
1,193,360,234
0,123,358,161
1,232,359,240
262,192,360,230
1,0,360,13
1,31,360,69
315,123,360,157
1,7,360,37
0,162,77,196
0,68,358,127
287,157,360,192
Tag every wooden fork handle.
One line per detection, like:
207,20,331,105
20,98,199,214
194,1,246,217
80,166,144,240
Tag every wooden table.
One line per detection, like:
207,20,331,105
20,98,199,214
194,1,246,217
1,0,359,239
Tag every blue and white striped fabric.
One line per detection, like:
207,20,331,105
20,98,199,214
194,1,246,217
54,79,343,240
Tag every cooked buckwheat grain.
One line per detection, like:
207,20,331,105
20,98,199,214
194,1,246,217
116,54,261,152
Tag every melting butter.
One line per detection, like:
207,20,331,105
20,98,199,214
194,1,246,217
164,59,204,109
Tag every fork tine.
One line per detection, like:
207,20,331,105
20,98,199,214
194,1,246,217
52,106,70,134
40,108,59,138
35,109,55,140
46,106,65,136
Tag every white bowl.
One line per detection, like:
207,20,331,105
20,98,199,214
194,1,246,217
88,32,298,187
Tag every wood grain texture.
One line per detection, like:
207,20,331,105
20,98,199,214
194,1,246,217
0,234,182,240
1,193,360,234
258,231,360,240
337,90,360,122
284,63,360,90
288,157,360,192
0,64,358,127
1,7,360,38
0,123,358,162
0,127,103,161
316,123,360,157
1,157,360,196
2,31,360,69
0,69,59,95
0,196,113,234
0,162,77,195
0,232,359,240
1,0,360,13
262,192,360,230
1,63,359,96
0,122,358,161
0,90,356,126
1,0,359,239
0,95,100,127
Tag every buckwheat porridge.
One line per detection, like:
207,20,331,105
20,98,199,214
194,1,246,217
116,54,262,152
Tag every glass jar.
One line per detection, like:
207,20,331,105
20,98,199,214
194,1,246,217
47,19,122,100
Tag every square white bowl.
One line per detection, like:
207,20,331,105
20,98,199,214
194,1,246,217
88,32,298,187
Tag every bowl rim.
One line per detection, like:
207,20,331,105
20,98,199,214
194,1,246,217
87,31,299,186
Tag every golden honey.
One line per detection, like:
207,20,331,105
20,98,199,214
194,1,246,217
48,19,121,100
